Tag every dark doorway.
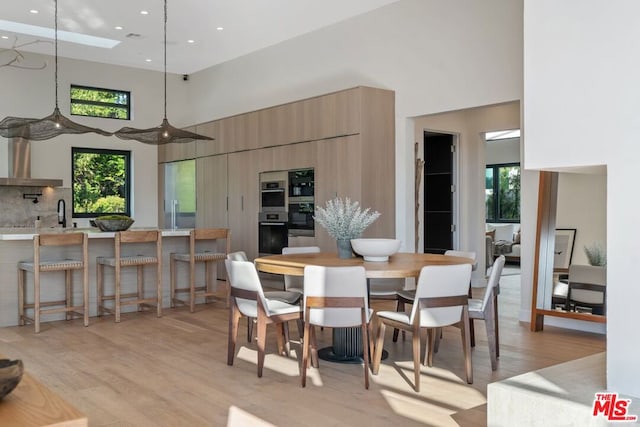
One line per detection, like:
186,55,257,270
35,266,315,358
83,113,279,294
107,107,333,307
423,131,454,254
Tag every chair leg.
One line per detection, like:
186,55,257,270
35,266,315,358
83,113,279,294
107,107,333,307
412,326,421,392
256,314,267,378
425,328,436,367
189,260,196,313
276,323,287,356
310,326,319,369
361,317,370,389
115,266,121,323
433,327,441,354
83,264,89,327
469,318,476,347
373,321,386,375
137,265,144,312
156,262,162,318
247,317,254,342
227,305,241,365
393,300,404,342
494,293,500,358
461,309,473,384
301,318,311,387
485,303,498,371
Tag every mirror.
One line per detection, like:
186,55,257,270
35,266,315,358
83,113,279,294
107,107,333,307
530,170,607,330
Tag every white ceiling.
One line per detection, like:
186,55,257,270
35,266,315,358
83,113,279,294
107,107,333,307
0,0,398,75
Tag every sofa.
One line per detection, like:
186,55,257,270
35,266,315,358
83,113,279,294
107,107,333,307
486,223,521,263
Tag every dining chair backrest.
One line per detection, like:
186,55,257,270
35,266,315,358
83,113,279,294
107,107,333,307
411,263,472,327
282,246,320,291
568,264,606,304
479,255,505,312
303,265,369,328
225,258,269,317
445,250,477,270
227,251,249,262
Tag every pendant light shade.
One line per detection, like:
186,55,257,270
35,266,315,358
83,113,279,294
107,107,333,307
114,0,213,145
0,0,111,140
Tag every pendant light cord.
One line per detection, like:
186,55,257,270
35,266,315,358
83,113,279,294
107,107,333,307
54,0,59,109
163,0,167,120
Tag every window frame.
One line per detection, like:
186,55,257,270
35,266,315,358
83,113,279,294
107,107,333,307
71,147,132,218
70,84,131,120
485,162,521,224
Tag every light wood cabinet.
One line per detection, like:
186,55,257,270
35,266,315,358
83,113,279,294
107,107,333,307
227,150,260,259
196,155,228,228
160,86,395,255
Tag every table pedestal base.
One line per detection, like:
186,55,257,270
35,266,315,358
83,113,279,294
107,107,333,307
318,327,387,364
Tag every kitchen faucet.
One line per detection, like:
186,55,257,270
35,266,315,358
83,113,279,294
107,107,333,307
57,199,66,228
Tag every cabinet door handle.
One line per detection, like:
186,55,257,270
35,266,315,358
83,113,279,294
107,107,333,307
241,196,244,211
226,196,229,211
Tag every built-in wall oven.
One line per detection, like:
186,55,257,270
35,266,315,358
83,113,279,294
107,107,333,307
260,180,286,212
288,198,314,237
259,211,288,256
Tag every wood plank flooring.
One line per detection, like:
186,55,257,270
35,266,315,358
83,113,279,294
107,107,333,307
0,273,605,426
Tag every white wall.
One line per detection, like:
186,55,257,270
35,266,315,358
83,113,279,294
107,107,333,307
524,0,638,396
0,54,190,227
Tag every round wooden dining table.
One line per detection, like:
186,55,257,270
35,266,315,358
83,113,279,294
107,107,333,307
254,252,475,363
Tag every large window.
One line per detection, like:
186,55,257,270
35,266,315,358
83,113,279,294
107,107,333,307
486,163,520,222
70,85,131,120
72,148,131,218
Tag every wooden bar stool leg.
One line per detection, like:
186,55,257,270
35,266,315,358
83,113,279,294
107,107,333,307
65,270,72,321
137,265,144,312
34,269,41,334
169,255,176,308
18,269,25,326
115,264,121,323
83,265,89,327
189,259,196,313
97,263,103,316
156,261,162,318
205,261,211,304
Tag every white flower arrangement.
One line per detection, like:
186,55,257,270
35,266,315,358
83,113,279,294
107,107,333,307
314,197,380,240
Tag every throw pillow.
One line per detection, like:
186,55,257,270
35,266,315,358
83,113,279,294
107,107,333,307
513,230,521,244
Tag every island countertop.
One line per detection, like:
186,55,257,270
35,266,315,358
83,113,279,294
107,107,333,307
0,228,191,240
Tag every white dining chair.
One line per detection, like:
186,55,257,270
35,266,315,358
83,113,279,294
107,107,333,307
373,263,473,392
225,256,301,378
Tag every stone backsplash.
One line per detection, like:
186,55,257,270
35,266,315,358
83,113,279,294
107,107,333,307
0,186,72,228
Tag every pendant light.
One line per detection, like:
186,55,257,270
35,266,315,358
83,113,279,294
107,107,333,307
114,0,213,145
0,0,111,140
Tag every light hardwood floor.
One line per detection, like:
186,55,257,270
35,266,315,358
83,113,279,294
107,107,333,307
0,273,605,427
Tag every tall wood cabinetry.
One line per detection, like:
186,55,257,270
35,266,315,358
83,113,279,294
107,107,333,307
158,86,395,260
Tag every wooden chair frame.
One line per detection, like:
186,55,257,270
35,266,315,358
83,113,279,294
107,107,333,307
170,228,231,313
373,294,472,392
97,230,162,323
227,287,300,378
18,233,89,333
301,296,373,389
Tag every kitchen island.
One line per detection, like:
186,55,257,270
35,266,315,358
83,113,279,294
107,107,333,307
0,228,211,328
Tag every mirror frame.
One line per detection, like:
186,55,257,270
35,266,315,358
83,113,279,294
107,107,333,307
530,171,606,331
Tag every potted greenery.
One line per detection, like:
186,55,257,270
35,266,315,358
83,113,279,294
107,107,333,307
314,197,380,258
584,242,606,266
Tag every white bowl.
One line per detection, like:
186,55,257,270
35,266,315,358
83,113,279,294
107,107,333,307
350,238,401,262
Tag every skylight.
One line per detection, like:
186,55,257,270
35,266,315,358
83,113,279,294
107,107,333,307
0,19,120,48
486,129,521,141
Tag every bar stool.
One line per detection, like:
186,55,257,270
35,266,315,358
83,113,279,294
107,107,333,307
170,228,230,312
97,230,162,323
18,232,89,333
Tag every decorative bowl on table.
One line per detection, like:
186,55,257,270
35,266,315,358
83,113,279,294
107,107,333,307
0,359,24,400
93,215,134,232
350,238,401,262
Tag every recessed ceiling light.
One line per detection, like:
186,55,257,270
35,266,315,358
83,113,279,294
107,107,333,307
145,58,152,62
29,9,39,14
140,10,149,15
114,26,123,30
216,27,224,31
187,39,194,44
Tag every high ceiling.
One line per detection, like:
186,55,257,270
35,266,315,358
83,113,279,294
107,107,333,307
0,0,398,75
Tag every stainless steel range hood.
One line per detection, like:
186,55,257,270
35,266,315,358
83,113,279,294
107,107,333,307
0,138,63,187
